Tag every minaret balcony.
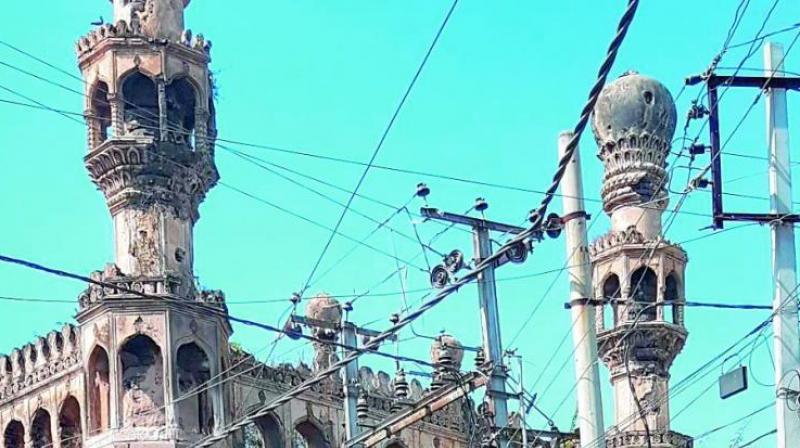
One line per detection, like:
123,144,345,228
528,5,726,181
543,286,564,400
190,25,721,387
84,136,218,221
598,322,687,379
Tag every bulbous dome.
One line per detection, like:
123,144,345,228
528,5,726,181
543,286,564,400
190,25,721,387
306,293,342,326
592,71,677,149
591,72,678,214
430,334,464,370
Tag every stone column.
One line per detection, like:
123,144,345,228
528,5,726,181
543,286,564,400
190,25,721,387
108,93,124,138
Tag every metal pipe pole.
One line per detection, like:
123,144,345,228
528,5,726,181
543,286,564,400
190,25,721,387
764,42,800,448
558,131,605,447
474,226,510,446
342,322,362,441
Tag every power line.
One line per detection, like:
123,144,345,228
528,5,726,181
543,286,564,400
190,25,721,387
727,22,800,50
739,429,777,447
0,252,437,369
191,1,643,445
297,0,461,296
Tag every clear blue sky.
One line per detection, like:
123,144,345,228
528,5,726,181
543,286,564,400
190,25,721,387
1,1,799,446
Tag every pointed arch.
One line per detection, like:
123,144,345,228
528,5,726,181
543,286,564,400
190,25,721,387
119,334,165,427
59,395,82,448
630,266,658,321
4,420,24,448
602,273,622,328
120,71,159,137
383,439,408,448
242,414,284,448
89,80,112,147
164,76,198,146
176,341,214,434
30,409,52,448
87,345,110,434
292,416,330,448
665,272,682,324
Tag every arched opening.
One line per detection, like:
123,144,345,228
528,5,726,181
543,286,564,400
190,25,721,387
176,342,214,434
89,81,112,146
665,273,681,324
602,274,622,327
292,419,330,448
30,409,52,448
242,414,283,448
630,267,658,322
4,420,24,448
165,77,197,146
121,72,159,138
119,335,165,428
59,396,82,448
87,346,110,434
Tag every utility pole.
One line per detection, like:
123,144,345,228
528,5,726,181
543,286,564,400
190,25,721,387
558,131,605,447
342,319,361,442
290,312,395,445
474,221,511,444
764,42,800,448
421,205,529,446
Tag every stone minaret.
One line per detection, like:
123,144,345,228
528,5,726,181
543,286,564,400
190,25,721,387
590,72,692,448
75,1,229,446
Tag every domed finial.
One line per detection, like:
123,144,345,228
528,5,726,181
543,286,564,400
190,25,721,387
591,72,677,214
305,293,342,340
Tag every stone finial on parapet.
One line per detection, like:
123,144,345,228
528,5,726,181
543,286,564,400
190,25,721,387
306,293,342,372
430,334,463,389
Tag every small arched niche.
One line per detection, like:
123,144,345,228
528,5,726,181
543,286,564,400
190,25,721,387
30,409,52,448
176,342,214,434
59,396,82,448
119,335,165,428
629,267,658,322
4,420,24,448
89,81,112,148
664,272,682,324
292,418,330,448
165,77,197,147
87,346,110,434
121,72,159,138
602,273,622,328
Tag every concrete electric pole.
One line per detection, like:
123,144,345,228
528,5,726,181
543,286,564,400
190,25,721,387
764,41,800,448
558,131,605,448
421,204,529,446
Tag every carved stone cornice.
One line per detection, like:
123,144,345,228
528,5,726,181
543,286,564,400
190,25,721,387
76,263,226,312
598,135,671,214
603,429,693,448
598,323,687,378
590,227,687,262
84,137,218,222
76,21,211,62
